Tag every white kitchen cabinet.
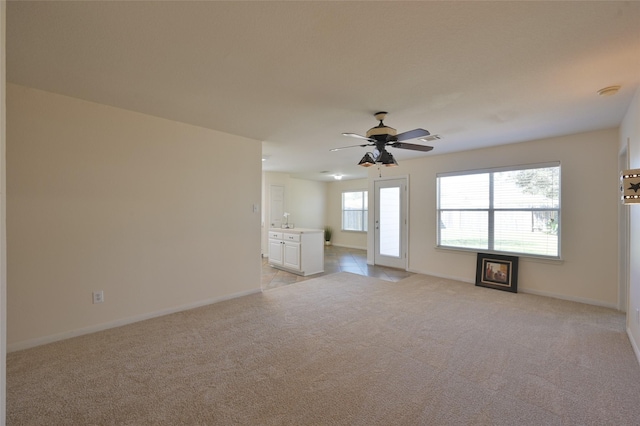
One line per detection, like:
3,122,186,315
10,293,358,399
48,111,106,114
283,240,301,270
268,234,284,266
268,228,324,276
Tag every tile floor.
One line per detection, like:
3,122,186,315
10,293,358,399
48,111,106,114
261,245,414,290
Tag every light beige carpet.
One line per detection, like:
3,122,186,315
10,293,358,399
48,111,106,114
7,272,640,425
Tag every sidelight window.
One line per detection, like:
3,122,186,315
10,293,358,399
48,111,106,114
342,191,368,232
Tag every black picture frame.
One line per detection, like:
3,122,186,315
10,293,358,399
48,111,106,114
475,253,519,293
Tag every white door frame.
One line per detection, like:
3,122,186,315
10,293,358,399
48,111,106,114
1,4,7,424
619,144,630,313
372,176,408,269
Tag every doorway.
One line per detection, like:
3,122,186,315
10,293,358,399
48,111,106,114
269,185,284,229
374,177,408,269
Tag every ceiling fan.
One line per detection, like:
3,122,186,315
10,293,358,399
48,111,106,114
331,112,433,167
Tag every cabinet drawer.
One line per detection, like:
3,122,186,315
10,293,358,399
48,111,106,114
269,231,283,239
283,233,301,242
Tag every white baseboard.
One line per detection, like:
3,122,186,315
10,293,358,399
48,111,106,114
519,288,618,310
407,268,475,285
7,288,261,353
628,327,640,367
331,243,367,250
407,269,618,310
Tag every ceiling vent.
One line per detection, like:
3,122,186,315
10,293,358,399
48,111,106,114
419,135,442,142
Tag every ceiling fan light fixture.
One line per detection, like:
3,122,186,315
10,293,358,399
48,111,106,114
377,150,398,167
358,152,376,167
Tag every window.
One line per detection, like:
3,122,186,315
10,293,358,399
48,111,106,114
437,163,560,258
342,191,368,232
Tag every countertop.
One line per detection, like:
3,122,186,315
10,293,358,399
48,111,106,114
269,227,323,234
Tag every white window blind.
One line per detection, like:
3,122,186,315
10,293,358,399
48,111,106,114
437,163,560,258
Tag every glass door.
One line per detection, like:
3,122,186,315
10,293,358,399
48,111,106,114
374,178,407,269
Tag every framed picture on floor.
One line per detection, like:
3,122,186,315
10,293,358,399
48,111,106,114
475,253,519,293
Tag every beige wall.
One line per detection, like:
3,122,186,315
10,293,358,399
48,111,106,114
366,128,620,307
7,84,262,350
621,87,640,361
326,178,367,249
289,178,327,230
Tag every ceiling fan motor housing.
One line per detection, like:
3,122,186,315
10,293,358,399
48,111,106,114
366,125,397,139
366,112,397,140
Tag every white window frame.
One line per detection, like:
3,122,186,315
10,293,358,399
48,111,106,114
342,190,368,232
436,162,561,259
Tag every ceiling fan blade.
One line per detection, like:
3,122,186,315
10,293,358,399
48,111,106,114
389,142,434,152
394,128,430,141
342,132,375,142
330,143,372,152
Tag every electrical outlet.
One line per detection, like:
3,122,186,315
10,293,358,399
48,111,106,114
636,309,639,325
93,290,104,304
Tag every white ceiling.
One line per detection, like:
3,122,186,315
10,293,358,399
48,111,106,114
7,1,640,181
